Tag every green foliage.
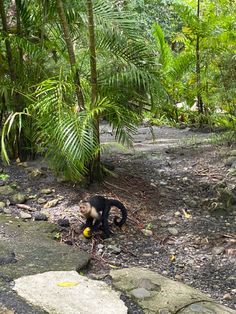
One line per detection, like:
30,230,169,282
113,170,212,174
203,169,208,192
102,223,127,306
0,173,9,180
30,70,141,180
1,110,31,164
0,0,235,181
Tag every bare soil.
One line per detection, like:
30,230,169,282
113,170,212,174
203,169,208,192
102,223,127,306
2,124,236,310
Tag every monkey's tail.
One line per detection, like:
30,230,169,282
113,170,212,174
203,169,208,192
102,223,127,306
109,199,127,227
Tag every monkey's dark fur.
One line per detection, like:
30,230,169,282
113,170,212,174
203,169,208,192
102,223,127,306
79,195,127,238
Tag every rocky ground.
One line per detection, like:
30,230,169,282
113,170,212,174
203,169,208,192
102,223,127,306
0,124,235,311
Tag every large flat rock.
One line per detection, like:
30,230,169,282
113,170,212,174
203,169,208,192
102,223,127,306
13,271,127,314
0,215,90,279
0,214,90,313
110,267,236,314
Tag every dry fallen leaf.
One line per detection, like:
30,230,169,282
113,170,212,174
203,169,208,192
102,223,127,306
57,281,79,287
181,209,192,219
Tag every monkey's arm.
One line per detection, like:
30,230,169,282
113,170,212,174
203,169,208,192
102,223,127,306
85,217,94,228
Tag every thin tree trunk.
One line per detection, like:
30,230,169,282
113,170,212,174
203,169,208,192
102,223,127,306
56,0,84,111
0,0,21,112
196,0,203,115
87,0,102,182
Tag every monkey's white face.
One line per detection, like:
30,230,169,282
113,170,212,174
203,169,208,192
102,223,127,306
79,202,91,216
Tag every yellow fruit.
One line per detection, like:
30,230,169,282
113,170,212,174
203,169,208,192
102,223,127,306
83,227,92,238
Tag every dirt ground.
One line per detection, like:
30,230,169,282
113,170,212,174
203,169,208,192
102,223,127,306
2,124,236,310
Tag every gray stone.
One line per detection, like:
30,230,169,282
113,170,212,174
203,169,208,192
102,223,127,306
107,245,121,254
10,193,26,204
40,188,53,195
130,287,151,299
225,156,236,167
37,198,47,204
168,227,179,236
141,229,153,237
212,246,225,255
0,304,14,314
57,218,70,227
19,212,32,219
138,278,161,291
230,150,236,157
0,201,6,210
97,244,104,250
0,185,15,197
3,208,12,214
179,301,235,313
13,271,127,314
33,212,48,221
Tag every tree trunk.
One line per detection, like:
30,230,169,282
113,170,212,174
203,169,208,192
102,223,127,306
15,0,24,87
56,0,85,111
196,0,204,115
87,0,102,182
0,0,21,112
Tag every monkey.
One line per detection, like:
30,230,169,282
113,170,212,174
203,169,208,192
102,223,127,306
79,195,127,238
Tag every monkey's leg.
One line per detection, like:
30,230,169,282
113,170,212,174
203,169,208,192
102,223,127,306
101,208,110,238
92,217,102,232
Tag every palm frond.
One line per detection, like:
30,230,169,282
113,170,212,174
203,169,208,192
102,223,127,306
152,22,173,70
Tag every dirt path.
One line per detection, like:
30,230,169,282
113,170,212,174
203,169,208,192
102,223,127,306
1,124,235,310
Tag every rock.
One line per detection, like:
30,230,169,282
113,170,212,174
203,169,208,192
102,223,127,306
168,220,177,226
3,208,12,214
107,245,121,254
43,199,59,208
57,218,70,227
230,150,236,157
143,253,153,257
174,211,182,217
225,156,236,167
29,168,44,177
212,246,225,255
0,185,15,197
40,188,53,195
188,200,198,207
0,304,15,314
141,229,153,237
0,201,6,211
223,293,232,301
10,193,26,204
33,212,48,221
0,252,17,265
16,204,31,210
18,161,28,167
168,227,179,236
13,271,127,314
28,194,37,199
110,268,235,314
19,212,32,219
37,197,47,204
130,287,151,299
175,274,184,281
97,244,104,250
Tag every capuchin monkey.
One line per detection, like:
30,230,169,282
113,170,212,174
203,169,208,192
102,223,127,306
79,195,127,238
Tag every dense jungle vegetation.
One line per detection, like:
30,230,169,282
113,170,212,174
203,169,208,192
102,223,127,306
0,0,235,181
